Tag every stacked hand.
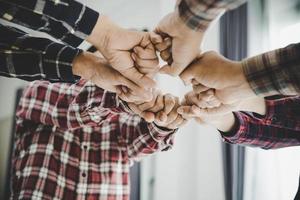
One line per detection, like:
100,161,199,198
128,89,187,130
72,12,259,129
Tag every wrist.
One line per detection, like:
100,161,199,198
212,113,236,132
72,51,96,80
86,15,118,50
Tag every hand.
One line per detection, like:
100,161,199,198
87,16,157,101
154,11,204,76
153,94,186,130
131,33,160,77
128,91,187,130
178,90,237,132
180,51,256,105
72,51,143,98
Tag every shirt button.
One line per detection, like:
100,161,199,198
81,172,87,178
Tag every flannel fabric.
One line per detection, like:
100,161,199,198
221,96,300,149
178,0,300,97
243,43,300,97
12,80,175,200
0,0,99,82
178,0,247,31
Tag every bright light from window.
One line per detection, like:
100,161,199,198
279,22,300,46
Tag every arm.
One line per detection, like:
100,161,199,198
118,92,186,160
16,79,129,130
0,24,81,82
178,0,247,31
118,114,176,161
220,96,300,149
243,43,300,96
0,0,98,47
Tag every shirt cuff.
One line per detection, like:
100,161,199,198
242,43,300,97
147,123,176,150
44,2,99,46
220,112,249,144
42,43,82,82
177,0,213,32
242,54,281,97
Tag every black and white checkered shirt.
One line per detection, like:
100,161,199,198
0,0,99,82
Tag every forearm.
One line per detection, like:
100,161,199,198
208,97,266,132
220,96,300,149
0,0,99,47
243,43,300,96
119,115,176,160
0,24,81,82
178,0,247,31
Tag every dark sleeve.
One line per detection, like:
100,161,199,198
220,96,300,149
0,24,81,82
0,0,99,47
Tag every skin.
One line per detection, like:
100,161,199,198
74,15,163,102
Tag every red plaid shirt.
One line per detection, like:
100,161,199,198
221,96,300,149
12,80,176,200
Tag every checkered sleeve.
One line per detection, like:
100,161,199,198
16,80,126,130
0,0,99,47
243,43,300,96
0,24,81,82
178,0,247,31
221,96,300,149
118,114,176,161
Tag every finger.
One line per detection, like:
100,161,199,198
201,89,215,101
165,109,179,124
163,94,176,114
149,93,164,113
127,102,155,122
149,32,163,44
155,111,168,123
179,65,197,85
192,83,210,93
190,104,235,116
118,91,145,103
155,37,172,52
132,53,159,69
138,90,158,111
160,49,172,62
159,65,178,77
121,67,157,92
166,115,184,129
133,46,157,60
177,106,197,117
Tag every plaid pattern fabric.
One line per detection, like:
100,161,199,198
0,24,82,82
0,0,99,82
178,0,247,31
12,80,175,200
243,43,300,96
221,96,300,149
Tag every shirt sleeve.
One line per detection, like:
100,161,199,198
0,24,81,82
221,96,300,149
242,43,300,96
0,0,99,47
117,113,176,161
16,80,128,130
178,0,247,31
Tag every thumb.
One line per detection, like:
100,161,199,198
179,67,195,86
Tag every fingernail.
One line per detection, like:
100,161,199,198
122,86,128,93
131,53,136,61
177,107,183,113
133,47,138,53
